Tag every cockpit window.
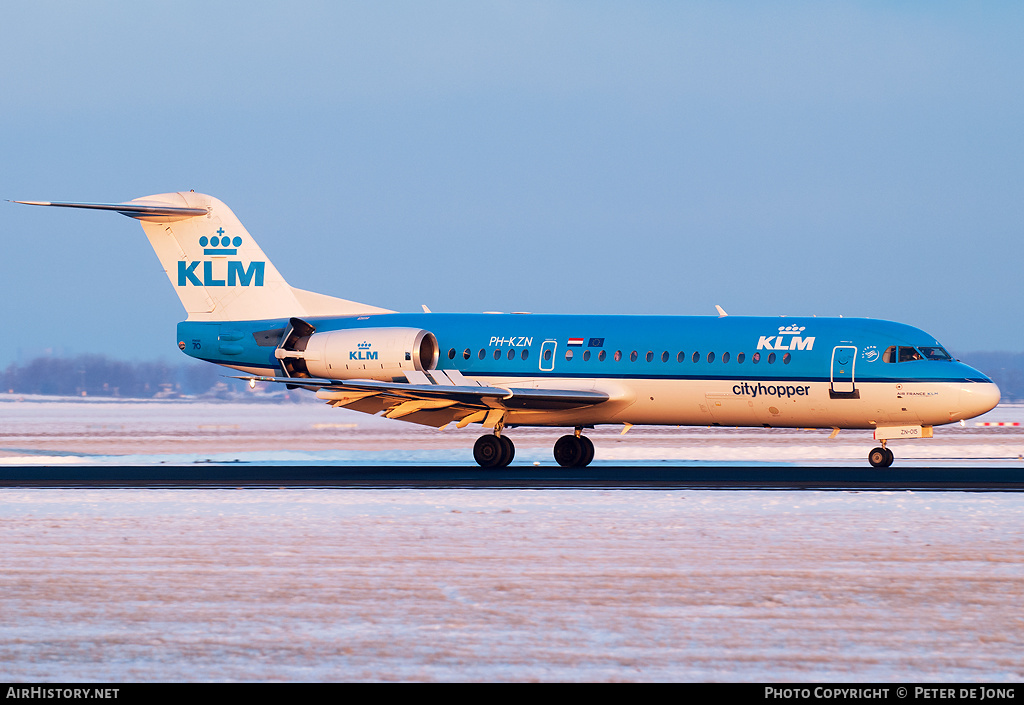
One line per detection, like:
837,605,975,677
882,346,896,363
898,346,924,362
918,346,952,361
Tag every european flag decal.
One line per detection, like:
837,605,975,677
588,338,605,348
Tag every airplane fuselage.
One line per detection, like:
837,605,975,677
178,312,998,431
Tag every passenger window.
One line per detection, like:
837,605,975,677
737,352,745,364
583,350,591,362
661,351,669,363
507,349,515,360
463,348,471,360
565,350,574,361
630,351,638,362
692,351,700,363
521,349,529,361
707,351,715,363
494,349,501,360
783,353,791,364
645,351,653,362
677,351,685,363
598,350,606,362
722,352,730,364
543,349,552,361
614,351,622,361
478,349,486,360
448,348,456,360
752,352,761,364
768,352,776,364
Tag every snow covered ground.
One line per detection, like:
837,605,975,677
1,488,1022,682
0,398,1022,681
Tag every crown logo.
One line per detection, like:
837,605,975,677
357,341,372,350
778,325,806,334
200,228,243,255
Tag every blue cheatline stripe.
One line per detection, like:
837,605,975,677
440,368,987,384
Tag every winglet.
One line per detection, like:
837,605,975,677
715,305,728,318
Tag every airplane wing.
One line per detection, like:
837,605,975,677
233,372,609,428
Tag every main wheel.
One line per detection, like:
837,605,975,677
868,447,891,468
554,434,583,467
474,435,504,468
578,435,595,467
498,435,515,467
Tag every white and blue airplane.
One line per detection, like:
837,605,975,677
15,192,1001,468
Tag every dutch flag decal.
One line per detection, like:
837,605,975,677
568,337,584,346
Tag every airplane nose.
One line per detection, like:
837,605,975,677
960,382,1001,420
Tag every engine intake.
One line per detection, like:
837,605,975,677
276,325,438,382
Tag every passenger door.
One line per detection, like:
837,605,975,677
830,345,857,396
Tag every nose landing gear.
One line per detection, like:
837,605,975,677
868,442,895,468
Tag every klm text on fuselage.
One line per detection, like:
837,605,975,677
756,335,815,350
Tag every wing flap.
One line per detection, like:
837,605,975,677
237,374,609,411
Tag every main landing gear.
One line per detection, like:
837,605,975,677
472,428,596,468
868,441,895,468
553,430,595,468
473,433,515,468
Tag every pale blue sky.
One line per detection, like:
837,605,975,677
2,1,1022,365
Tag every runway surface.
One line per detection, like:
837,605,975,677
3,487,1023,681
1,464,1023,490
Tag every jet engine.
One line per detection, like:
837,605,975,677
275,319,438,382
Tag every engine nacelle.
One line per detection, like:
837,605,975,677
276,327,439,381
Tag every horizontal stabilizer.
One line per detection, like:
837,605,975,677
12,199,208,222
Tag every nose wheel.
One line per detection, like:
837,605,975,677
473,434,515,468
868,445,894,468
